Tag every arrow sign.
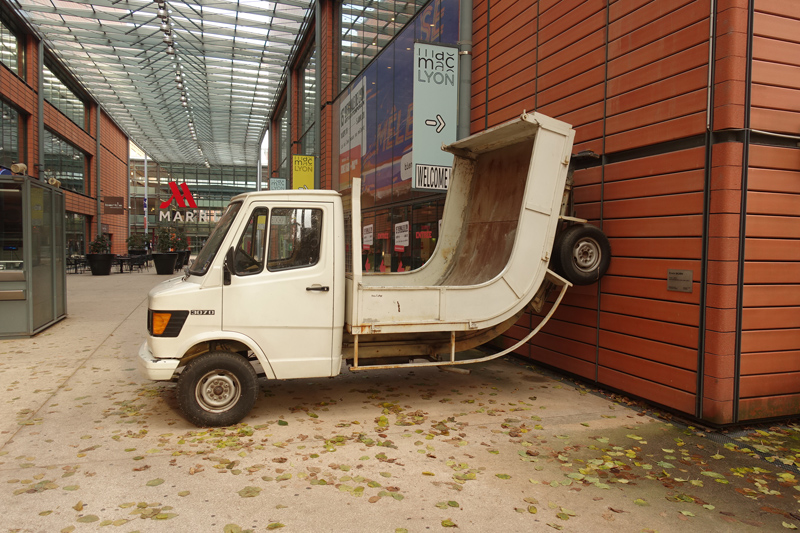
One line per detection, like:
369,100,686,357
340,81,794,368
412,42,458,191
424,114,446,133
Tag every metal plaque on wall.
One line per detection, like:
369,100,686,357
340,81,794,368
667,269,693,293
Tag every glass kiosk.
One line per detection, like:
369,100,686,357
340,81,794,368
0,175,66,337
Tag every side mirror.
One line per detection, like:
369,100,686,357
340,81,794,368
223,247,234,285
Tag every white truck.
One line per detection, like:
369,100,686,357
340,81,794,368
138,112,611,427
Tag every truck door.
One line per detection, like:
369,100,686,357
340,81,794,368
222,202,335,378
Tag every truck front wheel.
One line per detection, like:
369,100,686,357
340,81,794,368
552,224,611,286
177,351,258,427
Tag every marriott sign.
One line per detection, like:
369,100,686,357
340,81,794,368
159,181,219,223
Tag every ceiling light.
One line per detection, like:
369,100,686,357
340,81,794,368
166,45,175,55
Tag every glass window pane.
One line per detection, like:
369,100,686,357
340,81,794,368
268,208,322,271
0,99,20,169
233,207,268,275
0,19,20,75
42,65,86,130
43,129,86,194
0,183,23,270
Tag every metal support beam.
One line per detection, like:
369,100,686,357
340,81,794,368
314,0,322,189
96,107,102,235
37,40,44,180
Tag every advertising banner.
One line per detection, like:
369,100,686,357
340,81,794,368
292,155,314,189
338,78,366,190
412,42,458,191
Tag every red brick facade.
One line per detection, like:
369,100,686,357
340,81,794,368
1,21,130,254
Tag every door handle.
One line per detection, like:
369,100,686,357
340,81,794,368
306,285,329,292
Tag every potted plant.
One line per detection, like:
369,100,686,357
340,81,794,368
152,226,178,275
126,233,147,255
86,234,114,275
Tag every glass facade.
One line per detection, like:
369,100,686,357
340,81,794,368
129,159,259,254
299,47,316,157
340,0,426,91
335,0,457,272
0,100,21,169
0,18,20,76
43,129,87,194
43,64,85,130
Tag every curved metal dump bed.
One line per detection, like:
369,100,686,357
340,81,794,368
346,112,575,335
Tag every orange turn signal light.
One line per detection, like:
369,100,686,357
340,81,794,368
151,312,172,336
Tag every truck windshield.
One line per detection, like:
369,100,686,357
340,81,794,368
187,202,242,276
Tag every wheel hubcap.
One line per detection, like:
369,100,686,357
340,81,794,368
573,237,601,273
196,370,241,413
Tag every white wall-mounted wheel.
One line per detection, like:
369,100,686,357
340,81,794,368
552,224,611,286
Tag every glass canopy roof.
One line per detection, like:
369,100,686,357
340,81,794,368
12,0,314,167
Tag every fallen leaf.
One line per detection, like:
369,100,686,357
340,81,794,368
441,519,457,527
146,478,164,487
238,486,262,498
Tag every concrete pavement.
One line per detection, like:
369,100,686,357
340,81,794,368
1,269,798,532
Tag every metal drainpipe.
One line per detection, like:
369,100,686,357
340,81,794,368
37,40,44,179
314,0,322,189
96,107,101,236
457,0,473,140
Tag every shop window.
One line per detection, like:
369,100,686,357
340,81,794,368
65,212,86,256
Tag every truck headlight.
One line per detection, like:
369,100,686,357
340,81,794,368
148,310,189,337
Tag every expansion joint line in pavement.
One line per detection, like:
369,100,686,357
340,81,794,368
0,293,150,451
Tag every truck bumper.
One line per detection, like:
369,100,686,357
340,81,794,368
137,341,180,381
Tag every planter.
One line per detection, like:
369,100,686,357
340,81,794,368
152,252,178,275
86,253,114,276
174,250,186,271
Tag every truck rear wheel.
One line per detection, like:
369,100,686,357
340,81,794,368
552,224,611,286
177,351,258,427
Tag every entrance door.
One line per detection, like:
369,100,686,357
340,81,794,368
222,202,335,378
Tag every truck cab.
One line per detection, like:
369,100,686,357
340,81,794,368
140,190,345,426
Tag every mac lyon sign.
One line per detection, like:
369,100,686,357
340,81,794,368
159,181,219,223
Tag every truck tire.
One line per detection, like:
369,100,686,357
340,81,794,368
177,351,258,427
552,224,611,286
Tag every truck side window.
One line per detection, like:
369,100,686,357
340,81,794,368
267,208,322,271
233,208,268,275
